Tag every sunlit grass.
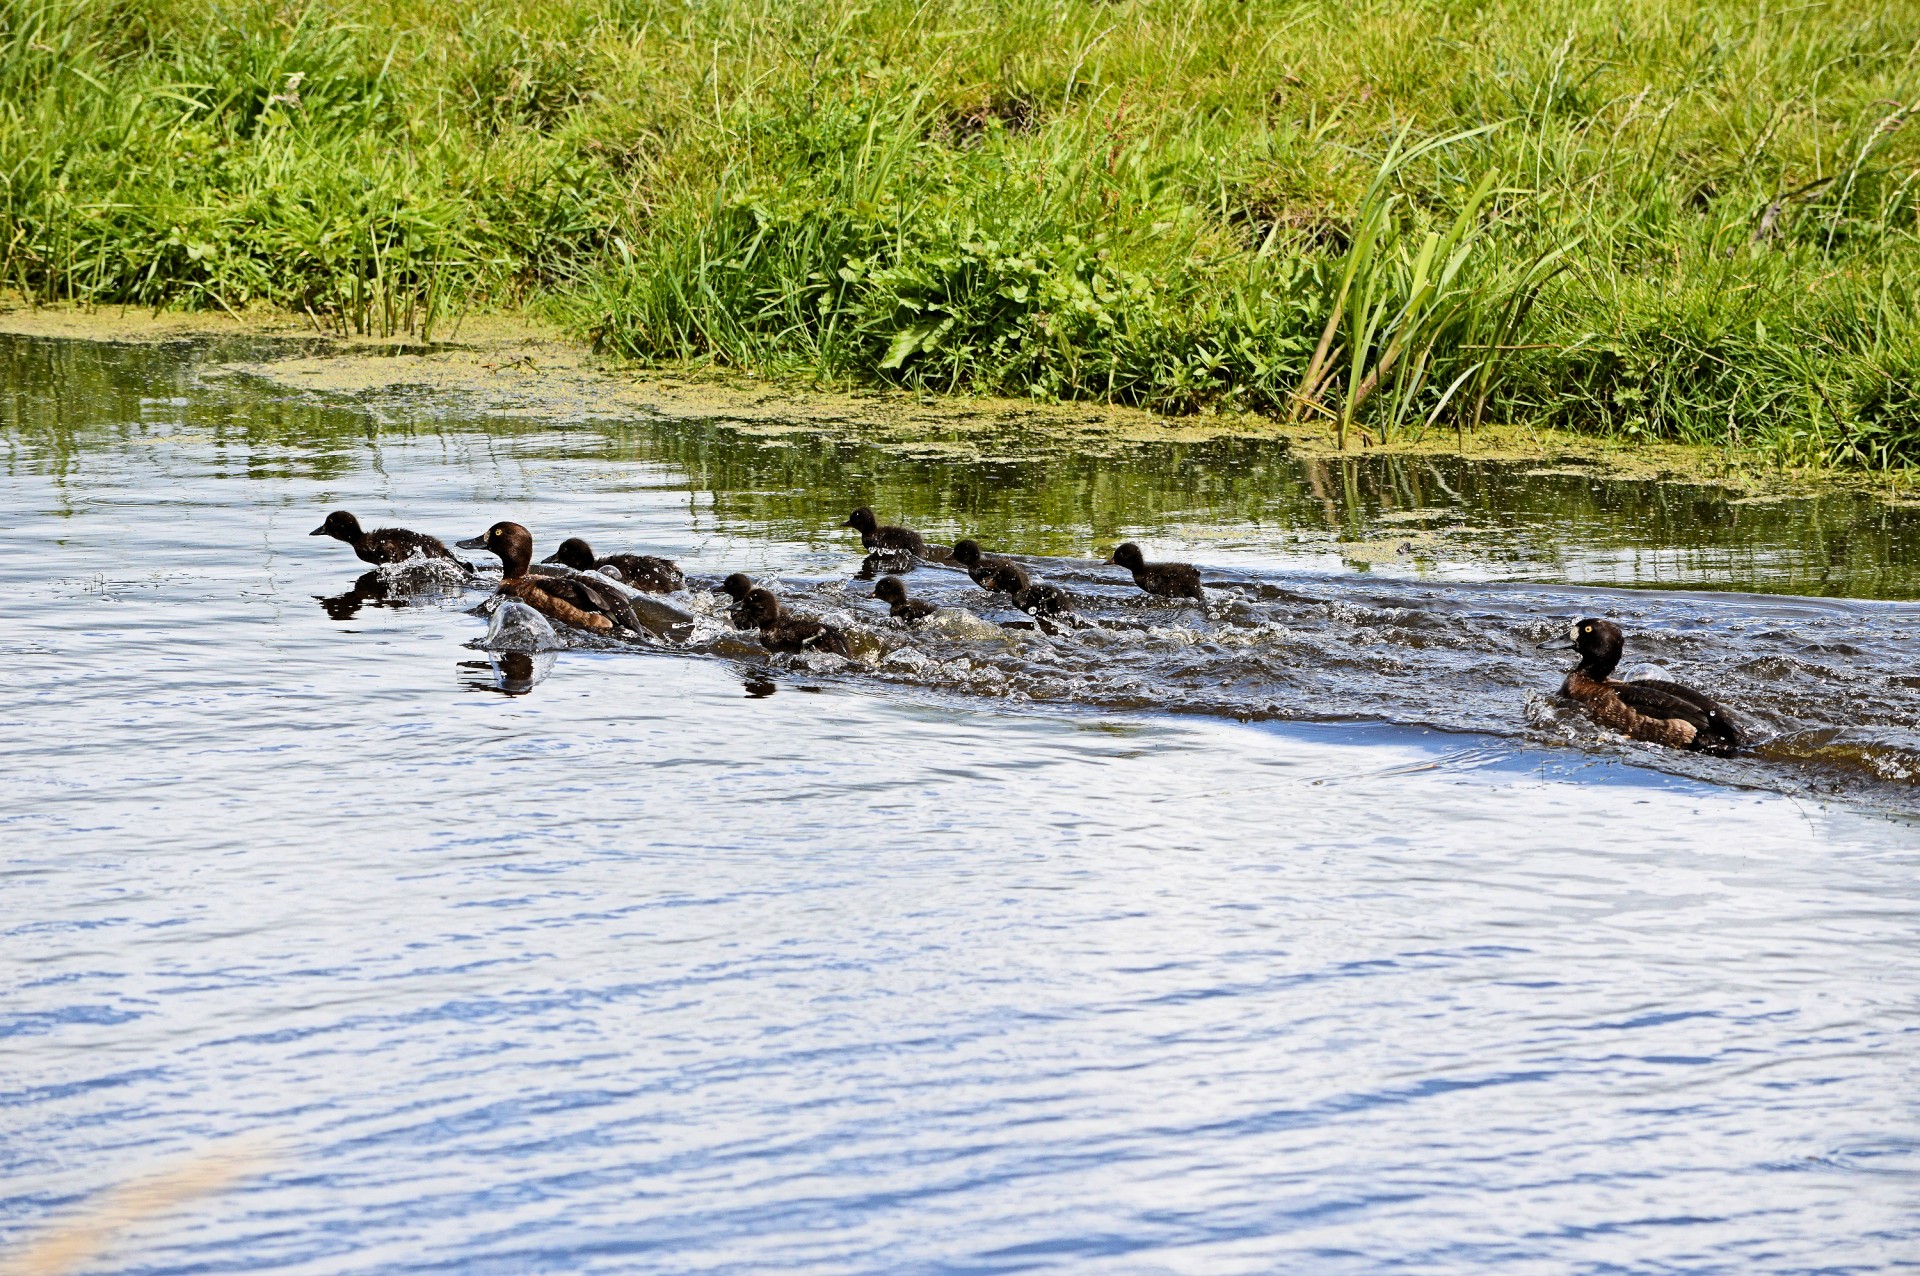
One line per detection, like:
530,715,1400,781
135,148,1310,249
1,0,1916,464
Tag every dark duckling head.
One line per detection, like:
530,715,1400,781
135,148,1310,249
542,537,599,572
873,575,909,605
714,573,755,603
457,521,535,578
310,510,364,542
950,539,984,567
845,507,879,534
1108,542,1146,570
742,586,785,626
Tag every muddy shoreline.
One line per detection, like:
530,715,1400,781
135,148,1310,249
2,300,1904,500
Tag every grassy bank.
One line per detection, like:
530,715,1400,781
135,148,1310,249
3,0,1918,467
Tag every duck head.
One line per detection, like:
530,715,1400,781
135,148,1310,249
844,507,879,533
542,537,598,571
713,572,755,603
1108,542,1145,570
873,575,908,605
1546,617,1625,678
457,521,535,577
950,539,983,567
742,586,784,626
310,510,364,542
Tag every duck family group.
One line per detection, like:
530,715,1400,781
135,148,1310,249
310,506,1744,755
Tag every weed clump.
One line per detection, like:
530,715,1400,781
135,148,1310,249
1,0,1916,465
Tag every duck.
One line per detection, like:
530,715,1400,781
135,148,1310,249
541,537,684,594
1551,618,1743,754
980,563,1071,620
456,521,640,634
873,575,937,625
713,573,759,628
844,507,928,557
740,587,852,656
949,538,1021,589
1108,542,1204,603
309,509,461,567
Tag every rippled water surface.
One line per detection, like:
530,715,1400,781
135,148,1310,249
3,334,1918,1273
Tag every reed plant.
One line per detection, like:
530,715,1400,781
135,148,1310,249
1,0,1915,465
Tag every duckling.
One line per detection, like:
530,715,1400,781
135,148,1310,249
456,521,640,635
741,587,852,657
949,539,1020,589
844,507,928,557
713,572,758,628
1108,542,1204,603
873,575,937,625
309,509,461,567
541,537,684,594
980,563,1071,621
1552,618,1743,754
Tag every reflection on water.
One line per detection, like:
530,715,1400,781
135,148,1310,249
3,334,1919,1274
315,568,398,621
7,333,1920,598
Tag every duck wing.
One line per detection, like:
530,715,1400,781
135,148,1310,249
548,575,642,632
364,528,454,564
768,617,850,656
1616,679,1743,750
875,526,927,556
602,554,684,593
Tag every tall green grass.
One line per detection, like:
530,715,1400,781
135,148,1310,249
2,0,1917,465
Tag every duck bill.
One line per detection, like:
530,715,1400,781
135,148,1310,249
841,517,858,527
308,525,329,536
539,551,562,564
455,534,488,550
1535,634,1576,650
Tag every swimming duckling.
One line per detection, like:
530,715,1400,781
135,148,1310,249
541,537,684,594
741,587,852,657
309,510,461,567
1108,542,1204,603
949,539,1021,589
980,563,1071,621
456,521,640,635
1551,617,1743,754
873,575,937,625
713,573,758,628
844,507,928,557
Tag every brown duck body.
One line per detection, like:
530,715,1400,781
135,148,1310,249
845,508,927,557
742,587,852,656
498,575,615,633
458,521,639,634
542,537,684,594
311,510,459,567
1109,542,1204,602
1557,619,1742,754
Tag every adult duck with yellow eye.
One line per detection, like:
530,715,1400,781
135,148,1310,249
1547,618,1743,754
458,521,641,635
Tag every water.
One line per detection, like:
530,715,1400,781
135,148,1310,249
3,334,1917,1273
